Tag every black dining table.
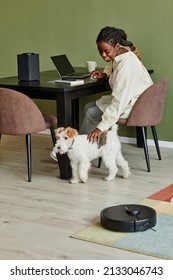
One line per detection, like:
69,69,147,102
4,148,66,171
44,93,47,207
0,69,110,179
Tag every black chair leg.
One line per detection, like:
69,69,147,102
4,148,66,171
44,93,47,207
0,134,1,141
151,126,161,160
50,127,56,146
136,127,147,147
141,127,151,172
26,134,32,182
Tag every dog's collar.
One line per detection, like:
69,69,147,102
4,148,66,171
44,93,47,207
69,139,75,150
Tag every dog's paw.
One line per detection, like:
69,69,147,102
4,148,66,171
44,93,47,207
69,178,79,184
103,176,114,181
80,177,88,183
123,169,131,179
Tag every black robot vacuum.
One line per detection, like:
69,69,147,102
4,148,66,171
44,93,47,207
100,204,157,232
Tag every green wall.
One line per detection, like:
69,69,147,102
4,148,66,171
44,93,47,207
0,0,172,141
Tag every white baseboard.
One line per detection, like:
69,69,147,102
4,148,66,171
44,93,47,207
39,130,173,149
119,136,173,149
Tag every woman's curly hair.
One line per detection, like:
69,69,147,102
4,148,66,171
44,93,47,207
96,26,141,60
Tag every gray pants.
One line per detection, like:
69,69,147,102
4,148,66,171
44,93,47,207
79,101,103,134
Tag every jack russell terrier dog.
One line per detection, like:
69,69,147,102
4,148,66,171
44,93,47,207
54,125,131,183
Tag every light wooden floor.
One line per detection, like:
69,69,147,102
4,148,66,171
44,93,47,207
0,134,172,260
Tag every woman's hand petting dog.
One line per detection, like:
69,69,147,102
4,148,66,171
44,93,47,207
87,128,102,143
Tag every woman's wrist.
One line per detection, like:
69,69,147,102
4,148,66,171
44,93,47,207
101,72,108,79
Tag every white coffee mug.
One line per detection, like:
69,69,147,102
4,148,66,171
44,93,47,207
86,61,97,73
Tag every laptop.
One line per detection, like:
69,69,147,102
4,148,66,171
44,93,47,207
50,54,90,79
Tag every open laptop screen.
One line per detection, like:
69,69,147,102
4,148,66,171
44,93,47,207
50,55,75,76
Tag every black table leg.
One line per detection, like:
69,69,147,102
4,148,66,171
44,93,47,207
56,95,75,180
72,99,79,129
57,153,72,180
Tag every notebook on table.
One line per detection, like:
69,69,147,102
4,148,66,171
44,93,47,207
50,54,90,80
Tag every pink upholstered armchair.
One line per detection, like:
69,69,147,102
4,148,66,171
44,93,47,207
98,79,168,172
0,87,57,182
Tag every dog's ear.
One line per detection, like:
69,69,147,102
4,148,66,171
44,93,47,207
55,127,65,137
66,127,78,138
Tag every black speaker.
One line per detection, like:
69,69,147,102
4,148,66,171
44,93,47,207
17,53,40,81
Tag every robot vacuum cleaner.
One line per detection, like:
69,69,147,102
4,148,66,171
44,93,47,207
100,204,156,232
